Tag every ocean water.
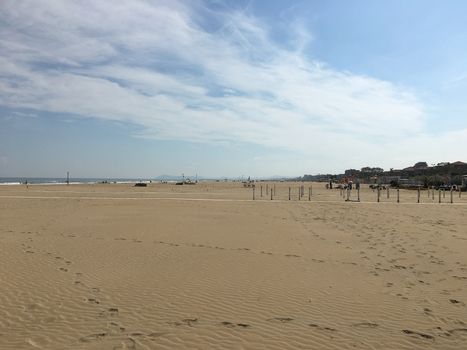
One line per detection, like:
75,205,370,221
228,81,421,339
0,177,154,185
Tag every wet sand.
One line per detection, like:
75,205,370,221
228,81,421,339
1,182,466,349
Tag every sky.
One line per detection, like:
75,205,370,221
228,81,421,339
1,0,467,178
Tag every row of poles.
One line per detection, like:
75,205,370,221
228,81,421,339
252,184,312,201
251,184,462,203
341,186,461,204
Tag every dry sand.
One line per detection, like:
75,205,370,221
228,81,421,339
1,182,466,349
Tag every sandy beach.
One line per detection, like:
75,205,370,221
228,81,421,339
1,182,467,349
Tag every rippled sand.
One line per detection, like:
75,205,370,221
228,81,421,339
1,182,466,349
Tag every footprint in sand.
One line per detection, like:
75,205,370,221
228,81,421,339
98,308,119,318
423,308,433,315
268,317,294,323
109,337,137,349
108,308,119,315
171,318,198,327
352,322,378,328
79,332,107,343
236,323,251,328
261,251,273,255
108,321,125,332
309,324,337,332
447,328,467,336
402,329,434,340
129,332,144,337
147,332,167,339
220,321,251,328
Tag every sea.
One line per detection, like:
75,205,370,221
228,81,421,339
0,177,155,185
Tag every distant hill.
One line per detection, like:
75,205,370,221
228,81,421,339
154,175,178,180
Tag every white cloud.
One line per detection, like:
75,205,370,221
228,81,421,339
0,0,465,172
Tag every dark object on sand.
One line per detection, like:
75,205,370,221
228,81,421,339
134,183,147,187
176,179,196,185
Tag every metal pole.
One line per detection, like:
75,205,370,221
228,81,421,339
289,187,291,200
253,187,255,200
298,187,300,201
357,188,360,202
377,187,380,202
397,188,400,203
308,187,311,201
439,189,441,203
417,187,420,203
387,187,389,199
261,185,263,197
451,188,453,203
432,187,434,200
66,171,69,185
271,188,273,200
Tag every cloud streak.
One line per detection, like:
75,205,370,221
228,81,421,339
0,0,465,171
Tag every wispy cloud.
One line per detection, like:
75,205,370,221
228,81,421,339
1,0,465,170
443,73,467,90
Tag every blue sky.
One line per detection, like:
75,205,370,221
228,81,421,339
1,0,467,178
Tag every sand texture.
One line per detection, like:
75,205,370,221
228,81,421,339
1,182,467,349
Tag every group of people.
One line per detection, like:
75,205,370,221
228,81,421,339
325,179,360,190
